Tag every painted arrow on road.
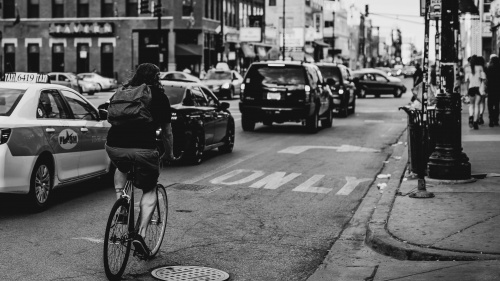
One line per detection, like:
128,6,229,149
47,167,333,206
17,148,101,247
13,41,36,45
278,145,380,154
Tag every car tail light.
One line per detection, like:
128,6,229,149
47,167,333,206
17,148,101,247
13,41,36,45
338,89,344,95
0,128,12,145
305,85,311,101
240,84,245,101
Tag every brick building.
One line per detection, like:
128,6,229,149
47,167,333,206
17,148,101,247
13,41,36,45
0,0,264,83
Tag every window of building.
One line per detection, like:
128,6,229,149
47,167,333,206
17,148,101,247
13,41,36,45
183,0,193,16
306,0,310,7
52,43,65,72
126,0,138,16
269,0,276,6
102,0,114,17
27,44,40,73
77,0,89,17
52,0,64,18
76,44,90,73
4,44,16,72
210,0,215,19
101,43,114,78
205,0,209,18
28,0,40,18
3,0,16,18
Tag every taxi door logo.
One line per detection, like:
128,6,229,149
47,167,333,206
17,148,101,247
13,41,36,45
58,129,78,149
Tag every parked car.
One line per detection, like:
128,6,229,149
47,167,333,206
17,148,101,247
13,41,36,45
202,68,243,99
375,67,392,76
160,71,201,83
0,72,111,211
388,68,403,77
48,72,98,95
239,61,333,133
352,68,407,98
77,73,118,91
402,65,417,78
316,63,356,117
161,80,235,164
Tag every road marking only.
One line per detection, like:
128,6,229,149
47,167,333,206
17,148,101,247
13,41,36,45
278,145,380,154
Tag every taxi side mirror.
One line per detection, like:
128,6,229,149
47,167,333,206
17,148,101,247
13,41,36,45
98,109,108,121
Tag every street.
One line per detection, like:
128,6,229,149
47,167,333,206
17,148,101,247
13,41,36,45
0,79,414,281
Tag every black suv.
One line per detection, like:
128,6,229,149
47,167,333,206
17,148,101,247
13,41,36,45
239,61,333,133
316,63,356,117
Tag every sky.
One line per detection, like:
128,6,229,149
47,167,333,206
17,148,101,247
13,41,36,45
350,0,425,49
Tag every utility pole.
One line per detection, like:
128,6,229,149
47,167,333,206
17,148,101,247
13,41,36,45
155,0,162,70
282,0,286,60
427,0,472,180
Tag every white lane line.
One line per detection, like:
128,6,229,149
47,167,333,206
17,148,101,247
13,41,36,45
278,145,380,154
335,177,371,195
183,152,260,184
463,135,500,142
72,237,103,243
364,120,385,123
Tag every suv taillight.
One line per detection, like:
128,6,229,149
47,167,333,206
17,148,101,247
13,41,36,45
240,84,245,101
305,85,311,101
0,128,12,145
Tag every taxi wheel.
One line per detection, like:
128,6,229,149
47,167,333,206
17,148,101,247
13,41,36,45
227,88,234,100
394,88,403,98
28,160,53,211
358,88,367,98
219,122,235,153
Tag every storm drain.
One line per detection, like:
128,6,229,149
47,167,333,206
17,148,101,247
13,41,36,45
151,266,230,281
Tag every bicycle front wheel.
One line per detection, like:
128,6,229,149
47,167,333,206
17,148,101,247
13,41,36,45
145,184,168,257
103,198,132,280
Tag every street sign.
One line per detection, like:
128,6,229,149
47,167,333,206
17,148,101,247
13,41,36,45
430,0,441,19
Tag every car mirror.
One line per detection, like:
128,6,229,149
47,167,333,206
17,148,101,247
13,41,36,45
219,102,230,110
98,109,108,121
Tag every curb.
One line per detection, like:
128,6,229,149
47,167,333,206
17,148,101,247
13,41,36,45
365,132,500,261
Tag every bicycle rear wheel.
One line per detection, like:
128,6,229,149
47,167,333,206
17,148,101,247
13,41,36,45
144,184,168,257
104,198,132,280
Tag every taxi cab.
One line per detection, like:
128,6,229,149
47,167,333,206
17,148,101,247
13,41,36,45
0,73,111,211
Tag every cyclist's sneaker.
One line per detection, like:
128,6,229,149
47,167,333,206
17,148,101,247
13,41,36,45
132,234,150,258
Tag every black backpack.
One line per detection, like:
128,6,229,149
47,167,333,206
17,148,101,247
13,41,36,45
107,84,153,127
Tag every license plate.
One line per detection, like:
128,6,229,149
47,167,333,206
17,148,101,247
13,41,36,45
267,93,281,100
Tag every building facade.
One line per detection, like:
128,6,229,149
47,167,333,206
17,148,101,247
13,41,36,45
0,0,264,82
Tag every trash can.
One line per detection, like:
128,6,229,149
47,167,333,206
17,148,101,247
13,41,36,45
399,106,436,176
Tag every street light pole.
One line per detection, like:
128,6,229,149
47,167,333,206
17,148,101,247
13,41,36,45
282,0,285,60
427,0,472,180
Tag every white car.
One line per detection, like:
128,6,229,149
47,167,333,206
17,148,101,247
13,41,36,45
77,73,118,91
160,71,201,83
0,73,112,210
48,72,99,95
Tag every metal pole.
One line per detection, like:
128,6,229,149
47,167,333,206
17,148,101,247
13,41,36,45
282,0,285,60
410,0,434,199
427,0,472,180
157,0,162,70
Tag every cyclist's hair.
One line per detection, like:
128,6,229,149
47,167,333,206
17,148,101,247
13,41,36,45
125,63,161,88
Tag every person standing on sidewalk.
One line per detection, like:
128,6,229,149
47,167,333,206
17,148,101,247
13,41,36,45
486,54,500,127
413,63,423,87
465,55,486,130
477,56,487,125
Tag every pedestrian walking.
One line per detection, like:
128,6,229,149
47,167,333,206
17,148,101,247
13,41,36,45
464,56,486,130
486,54,500,127
413,63,423,87
477,56,487,125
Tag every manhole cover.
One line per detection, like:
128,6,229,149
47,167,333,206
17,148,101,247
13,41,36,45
151,266,230,281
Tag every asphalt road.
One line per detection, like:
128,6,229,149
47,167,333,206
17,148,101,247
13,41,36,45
0,78,414,281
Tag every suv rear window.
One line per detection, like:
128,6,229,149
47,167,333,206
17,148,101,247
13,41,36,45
205,70,231,80
163,86,186,105
246,65,306,86
0,88,26,116
317,66,342,82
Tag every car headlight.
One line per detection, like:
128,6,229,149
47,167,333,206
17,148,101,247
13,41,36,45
222,83,230,89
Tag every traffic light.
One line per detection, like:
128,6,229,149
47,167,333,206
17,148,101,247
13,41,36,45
365,5,369,17
154,1,162,17
140,0,150,14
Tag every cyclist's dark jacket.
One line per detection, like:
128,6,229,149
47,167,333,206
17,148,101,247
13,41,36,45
106,86,171,149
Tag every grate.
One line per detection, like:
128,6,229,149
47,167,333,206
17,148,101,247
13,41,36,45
151,266,230,281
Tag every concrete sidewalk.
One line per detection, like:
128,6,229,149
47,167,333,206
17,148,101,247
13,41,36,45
308,110,500,281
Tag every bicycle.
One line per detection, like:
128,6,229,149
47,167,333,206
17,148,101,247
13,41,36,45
103,164,168,281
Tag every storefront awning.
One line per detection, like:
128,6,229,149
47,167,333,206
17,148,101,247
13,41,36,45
241,44,256,58
313,40,331,48
175,44,203,56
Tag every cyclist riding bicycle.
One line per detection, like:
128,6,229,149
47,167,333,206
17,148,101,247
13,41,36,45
105,63,174,257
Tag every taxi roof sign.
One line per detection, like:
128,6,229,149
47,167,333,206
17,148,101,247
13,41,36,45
4,72,50,83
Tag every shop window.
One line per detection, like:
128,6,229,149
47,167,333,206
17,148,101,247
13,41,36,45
52,43,65,72
76,44,90,74
102,0,114,17
101,43,114,78
28,0,40,18
27,44,40,73
3,0,16,18
126,0,138,16
52,0,64,18
204,0,208,18
4,44,16,72
183,0,193,16
77,0,89,18
269,0,276,6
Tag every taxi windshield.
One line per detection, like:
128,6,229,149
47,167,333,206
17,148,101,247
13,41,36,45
163,86,186,105
0,88,26,116
205,71,231,80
